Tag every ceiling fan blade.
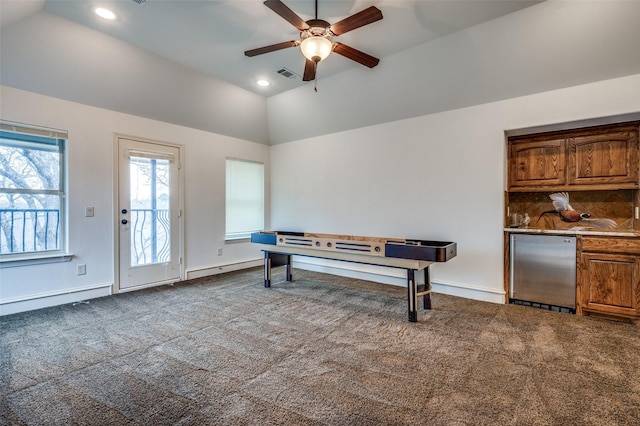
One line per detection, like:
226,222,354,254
264,0,309,31
330,6,383,36
333,43,379,68
302,59,316,81
244,40,299,57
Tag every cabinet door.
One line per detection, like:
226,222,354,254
509,139,565,189
580,252,639,317
568,130,639,188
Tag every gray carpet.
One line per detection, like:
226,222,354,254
1,267,639,425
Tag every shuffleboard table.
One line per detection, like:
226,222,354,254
251,231,457,322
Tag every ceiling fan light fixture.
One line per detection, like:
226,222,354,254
300,36,333,63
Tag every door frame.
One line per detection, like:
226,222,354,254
113,133,185,293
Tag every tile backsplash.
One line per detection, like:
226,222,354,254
507,190,635,230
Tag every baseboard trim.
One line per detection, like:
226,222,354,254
0,283,113,316
117,278,181,293
185,259,262,280
293,257,505,305
431,280,506,304
293,257,405,285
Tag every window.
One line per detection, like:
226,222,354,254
225,158,264,240
0,121,67,259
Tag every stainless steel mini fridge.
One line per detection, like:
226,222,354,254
509,234,576,311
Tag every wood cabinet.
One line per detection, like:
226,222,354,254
578,236,640,319
509,139,565,188
508,124,639,192
568,130,639,187
505,120,640,322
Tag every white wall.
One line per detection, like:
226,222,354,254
268,1,640,144
0,11,269,144
270,74,640,303
3,75,640,315
0,86,269,315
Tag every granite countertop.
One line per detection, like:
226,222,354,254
504,227,640,237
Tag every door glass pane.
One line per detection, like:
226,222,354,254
129,156,171,266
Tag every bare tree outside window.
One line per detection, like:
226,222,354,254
0,127,66,256
129,156,171,265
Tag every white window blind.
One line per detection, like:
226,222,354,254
225,158,264,240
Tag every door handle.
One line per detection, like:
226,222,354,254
121,219,128,225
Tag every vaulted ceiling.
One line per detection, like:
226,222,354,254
2,1,640,145
2,0,541,97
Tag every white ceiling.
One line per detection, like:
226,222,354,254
18,0,542,97
2,1,640,145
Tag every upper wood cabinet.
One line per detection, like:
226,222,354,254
568,130,639,187
508,123,640,192
509,139,565,188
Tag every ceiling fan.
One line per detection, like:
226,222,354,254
244,0,383,82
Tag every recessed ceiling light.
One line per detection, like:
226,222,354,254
256,80,271,87
95,8,116,20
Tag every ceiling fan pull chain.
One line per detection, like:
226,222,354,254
314,61,319,92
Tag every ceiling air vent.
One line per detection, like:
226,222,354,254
276,68,299,80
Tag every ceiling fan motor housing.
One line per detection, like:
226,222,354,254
303,19,332,37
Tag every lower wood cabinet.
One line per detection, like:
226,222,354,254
578,236,640,319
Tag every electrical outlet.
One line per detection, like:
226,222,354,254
85,206,94,217
217,247,223,256
77,264,86,275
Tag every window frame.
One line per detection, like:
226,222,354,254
0,121,69,264
225,157,265,241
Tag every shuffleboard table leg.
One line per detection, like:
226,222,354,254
424,293,432,310
424,266,432,310
285,255,292,282
264,251,271,288
407,269,417,322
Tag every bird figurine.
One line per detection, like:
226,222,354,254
537,192,617,229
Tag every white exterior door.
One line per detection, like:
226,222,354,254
117,137,182,290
